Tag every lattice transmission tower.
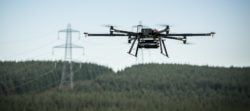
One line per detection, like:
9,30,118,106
53,23,83,89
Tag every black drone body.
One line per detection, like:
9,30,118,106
84,24,215,57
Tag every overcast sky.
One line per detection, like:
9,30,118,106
0,0,249,70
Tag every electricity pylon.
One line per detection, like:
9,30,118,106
53,23,83,89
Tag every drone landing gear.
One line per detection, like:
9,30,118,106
128,37,137,56
128,37,141,57
159,38,169,57
128,37,169,57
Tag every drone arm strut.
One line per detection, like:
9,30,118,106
160,35,184,41
84,32,127,37
167,32,215,37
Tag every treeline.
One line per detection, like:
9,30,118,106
0,61,250,111
0,61,113,95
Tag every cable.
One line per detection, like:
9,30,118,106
16,40,57,57
1,39,58,60
0,24,62,44
20,51,54,61
0,32,55,44
29,65,82,93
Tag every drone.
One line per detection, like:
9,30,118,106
84,23,215,57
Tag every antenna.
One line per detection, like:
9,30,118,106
137,21,143,32
53,23,83,90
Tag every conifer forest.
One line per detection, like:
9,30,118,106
0,61,249,111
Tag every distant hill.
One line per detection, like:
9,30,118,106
0,61,113,95
0,61,250,111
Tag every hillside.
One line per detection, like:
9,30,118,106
0,61,250,111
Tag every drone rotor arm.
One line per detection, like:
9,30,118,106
83,33,127,37
167,32,215,37
160,35,184,41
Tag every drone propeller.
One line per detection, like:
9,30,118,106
83,32,88,37
182,37,195,45
101,24,117,28
184,42,195,45
132,25,149,28
132,25,149,33
156,24,171,34
182,41,195,45
101,24,117,34
157,24,173,27
210,32,216,37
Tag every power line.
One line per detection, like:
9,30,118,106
1,39,58,60
0,30,56,44
1,62,83,95
28,66,82,94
